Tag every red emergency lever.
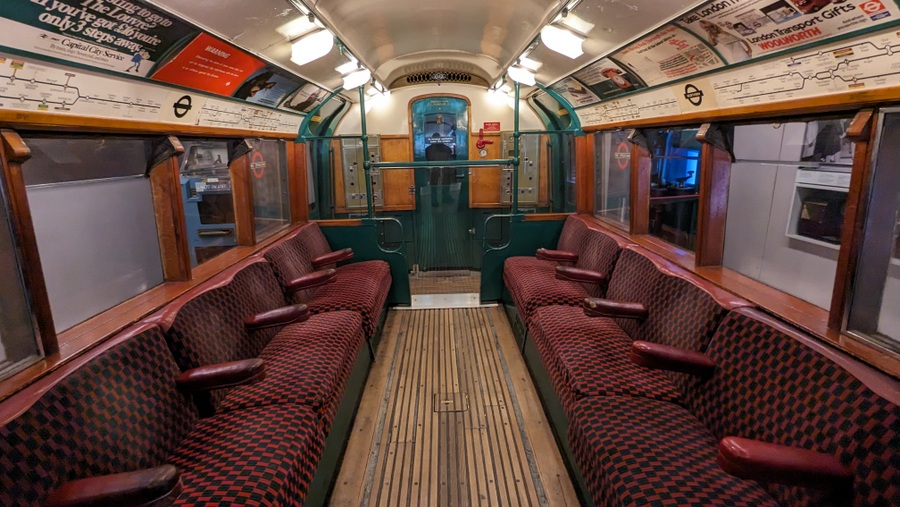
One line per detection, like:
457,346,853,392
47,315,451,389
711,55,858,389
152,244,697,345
476,128,494,150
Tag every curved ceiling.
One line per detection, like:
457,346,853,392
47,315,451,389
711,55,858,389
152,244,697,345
149,0,704,100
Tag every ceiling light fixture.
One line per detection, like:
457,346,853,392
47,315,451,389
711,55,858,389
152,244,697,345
335,60,360,75
290,28,334,66
507,65,536,86
540,25,584,59
342,68,372,90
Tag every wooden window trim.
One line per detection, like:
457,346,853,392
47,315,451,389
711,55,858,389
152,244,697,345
0,223,304,403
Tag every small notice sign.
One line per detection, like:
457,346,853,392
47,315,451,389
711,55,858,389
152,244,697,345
483,121,501,132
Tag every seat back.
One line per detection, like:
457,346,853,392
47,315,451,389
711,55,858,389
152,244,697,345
606,246,749,352
149,258,287,410
575,222,629,297
296,222,333,259
556,215,589,254
261,226,320,304
684,308,900,507
0,324,198,506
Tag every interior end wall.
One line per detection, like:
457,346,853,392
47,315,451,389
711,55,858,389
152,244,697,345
334,84,544,135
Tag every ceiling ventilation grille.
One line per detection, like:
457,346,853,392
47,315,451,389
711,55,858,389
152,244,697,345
406,71,473,84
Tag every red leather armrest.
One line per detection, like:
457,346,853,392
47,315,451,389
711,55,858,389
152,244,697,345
245,304,309,331
176,359,265,393
536,248,578,263
717,437,854,489
630,340,716,378
46,465,181,507
285,268,336,293
312,248,353,268
583,298,648,320
556,266,607,285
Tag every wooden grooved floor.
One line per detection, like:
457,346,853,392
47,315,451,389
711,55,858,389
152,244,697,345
330,308,578,506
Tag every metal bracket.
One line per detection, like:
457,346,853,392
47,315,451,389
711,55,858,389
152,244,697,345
627,129,650,152
697,123,735,162
228,139,253,165
145,135,183,176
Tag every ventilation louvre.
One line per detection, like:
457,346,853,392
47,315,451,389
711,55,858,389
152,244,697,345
406,71,473,84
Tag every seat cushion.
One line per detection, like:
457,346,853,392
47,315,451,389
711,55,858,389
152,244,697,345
218,311,364,427
295,262,391,337
569,396,777,507
503,257,588,322
171,404,324,507
530,306,682,416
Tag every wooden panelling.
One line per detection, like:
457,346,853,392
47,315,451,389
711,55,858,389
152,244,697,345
582,87,900,132
575,133,595,214
630,141,652,235
149,153,192,282
288,142,310,224
469,132,504,208
230,151,255,245
695,125,733,267
538,134,550,206
380,136,415,211
0,110,298,139
0,130,57,355
524,213,572,221
829,110,877,330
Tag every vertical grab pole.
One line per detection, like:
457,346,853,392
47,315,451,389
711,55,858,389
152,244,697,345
513,81,521,214
359,86,374,219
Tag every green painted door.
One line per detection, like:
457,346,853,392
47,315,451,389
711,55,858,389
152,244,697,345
411,97,472,271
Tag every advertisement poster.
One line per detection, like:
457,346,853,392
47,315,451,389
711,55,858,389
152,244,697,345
151,33,266,96
281,83,328,114
549,76,602,106
612,25,726,86
572,58,647,100
676,0,900,64
233,68,303,108
0,0,197,77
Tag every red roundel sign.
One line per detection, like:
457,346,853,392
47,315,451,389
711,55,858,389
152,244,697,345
615,142,631,170
251,151,266,179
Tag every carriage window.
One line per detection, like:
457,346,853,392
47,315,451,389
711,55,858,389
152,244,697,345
848,110,900,351
644,127,701,250
22,135,164,332
723,118,852,309
249,140,291,241
178,140,237,267
0,173,42,379
594,130,631,230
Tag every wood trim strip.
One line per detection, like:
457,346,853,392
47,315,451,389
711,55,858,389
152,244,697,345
829,109,877,330
289,142,310,224
582,87,900,132
630,140,651,235
575,133,595,214
314,219,363,227
523,213,572,221
148,149,192,282
0,110,298,139
230,149,255,246
695,124,732,267
0,130,58,355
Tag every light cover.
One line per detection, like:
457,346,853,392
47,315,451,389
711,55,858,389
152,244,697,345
540,25,584,59
507,65,536,86
342,68,371,90
290,29,334,66
335,60,360,75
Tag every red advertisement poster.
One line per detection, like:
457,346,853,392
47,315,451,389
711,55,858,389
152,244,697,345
151,33,265,96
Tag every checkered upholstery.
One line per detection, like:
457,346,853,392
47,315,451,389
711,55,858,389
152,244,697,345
219,311,365,428
162,262,288,411
171,403,325,507
0,326,198,506
263,224,391,337
683,309,900,507
503,217,625,322
530,306,682,417
606,248,730,353
569,396,778,507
